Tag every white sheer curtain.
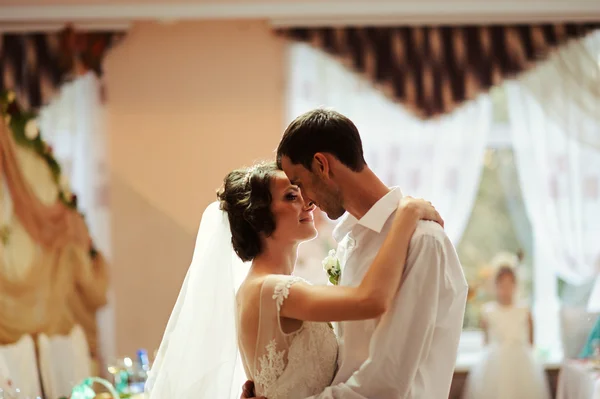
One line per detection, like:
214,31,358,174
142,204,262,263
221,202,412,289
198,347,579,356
38,72,114,367
505,31,600,354
518,31,600,151
506,83,600,285
286,43,492,244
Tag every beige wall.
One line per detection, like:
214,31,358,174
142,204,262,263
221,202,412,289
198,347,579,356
104,20,286,356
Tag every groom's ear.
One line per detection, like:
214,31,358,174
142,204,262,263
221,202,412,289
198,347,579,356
312,153,331,179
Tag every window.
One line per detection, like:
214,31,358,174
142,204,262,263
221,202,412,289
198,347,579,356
458,145,534,329
288,44,563,360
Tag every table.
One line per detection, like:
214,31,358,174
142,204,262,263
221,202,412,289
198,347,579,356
557,360,600,399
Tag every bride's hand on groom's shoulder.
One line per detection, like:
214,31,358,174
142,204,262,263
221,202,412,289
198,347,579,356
240,380,266,399
399,196,444,228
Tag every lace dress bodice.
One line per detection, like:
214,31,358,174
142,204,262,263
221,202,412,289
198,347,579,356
238,275,338,399
483,302,530,348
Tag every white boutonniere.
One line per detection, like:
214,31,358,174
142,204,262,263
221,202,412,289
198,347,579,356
322,249,341,285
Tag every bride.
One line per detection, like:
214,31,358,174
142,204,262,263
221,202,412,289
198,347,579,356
145,161,443,399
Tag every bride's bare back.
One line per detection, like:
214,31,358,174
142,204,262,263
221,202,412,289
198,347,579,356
236,273,338,399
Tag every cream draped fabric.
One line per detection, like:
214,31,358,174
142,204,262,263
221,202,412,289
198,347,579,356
38,72,114,362
0,120,108,358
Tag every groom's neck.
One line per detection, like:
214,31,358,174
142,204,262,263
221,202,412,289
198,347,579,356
340,167,390,220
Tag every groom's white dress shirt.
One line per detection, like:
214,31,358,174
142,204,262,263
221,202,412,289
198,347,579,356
308,187,468,399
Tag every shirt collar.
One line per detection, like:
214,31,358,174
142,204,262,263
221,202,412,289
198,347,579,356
332,187,403,242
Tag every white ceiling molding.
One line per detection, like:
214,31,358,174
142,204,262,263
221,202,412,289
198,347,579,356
271,13,600,28
0,2,599,25
270,2,600,27
0,21,132,33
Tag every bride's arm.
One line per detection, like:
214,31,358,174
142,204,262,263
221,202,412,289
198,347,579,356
280,197,442,322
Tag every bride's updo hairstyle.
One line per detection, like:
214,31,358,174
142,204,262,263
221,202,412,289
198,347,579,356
217,161,280,262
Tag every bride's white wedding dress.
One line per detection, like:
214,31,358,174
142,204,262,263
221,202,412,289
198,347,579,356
145,203,339,399
238,275,339,399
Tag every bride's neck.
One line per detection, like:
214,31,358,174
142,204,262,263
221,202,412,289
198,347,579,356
251,239,298,276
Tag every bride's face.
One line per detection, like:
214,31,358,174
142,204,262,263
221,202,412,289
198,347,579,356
269,171,317,243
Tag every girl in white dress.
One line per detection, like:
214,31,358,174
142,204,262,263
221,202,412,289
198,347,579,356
463,266,551,399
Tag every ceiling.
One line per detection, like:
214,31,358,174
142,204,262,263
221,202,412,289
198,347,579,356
1,0,599,30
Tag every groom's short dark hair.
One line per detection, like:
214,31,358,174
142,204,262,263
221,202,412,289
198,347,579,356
277,109,366,172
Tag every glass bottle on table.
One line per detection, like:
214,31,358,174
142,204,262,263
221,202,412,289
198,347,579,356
107,357,129,394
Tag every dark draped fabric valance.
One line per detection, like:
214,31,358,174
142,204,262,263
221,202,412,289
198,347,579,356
276,23,600,119
0,26,125,110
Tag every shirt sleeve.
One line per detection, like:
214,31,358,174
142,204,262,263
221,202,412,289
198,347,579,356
306,234,445,399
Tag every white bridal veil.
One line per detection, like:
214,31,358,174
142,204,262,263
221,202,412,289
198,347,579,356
145,201,250,398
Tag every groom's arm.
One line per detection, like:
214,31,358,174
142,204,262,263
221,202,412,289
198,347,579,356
307,233,453,399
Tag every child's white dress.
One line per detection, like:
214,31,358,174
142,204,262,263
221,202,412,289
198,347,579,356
463,302,551,399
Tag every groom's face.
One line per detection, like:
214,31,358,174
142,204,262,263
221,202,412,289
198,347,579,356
280,156,345,220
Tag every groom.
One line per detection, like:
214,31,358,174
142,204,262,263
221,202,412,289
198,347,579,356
245,109,468,398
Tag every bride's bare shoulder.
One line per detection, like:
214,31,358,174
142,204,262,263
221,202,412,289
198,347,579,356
236,275,279,326
238,275,265,296
238,274,277,296
237,274,273,306
237,274,293,306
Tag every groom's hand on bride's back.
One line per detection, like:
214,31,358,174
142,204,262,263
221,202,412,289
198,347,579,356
241,380,266,399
